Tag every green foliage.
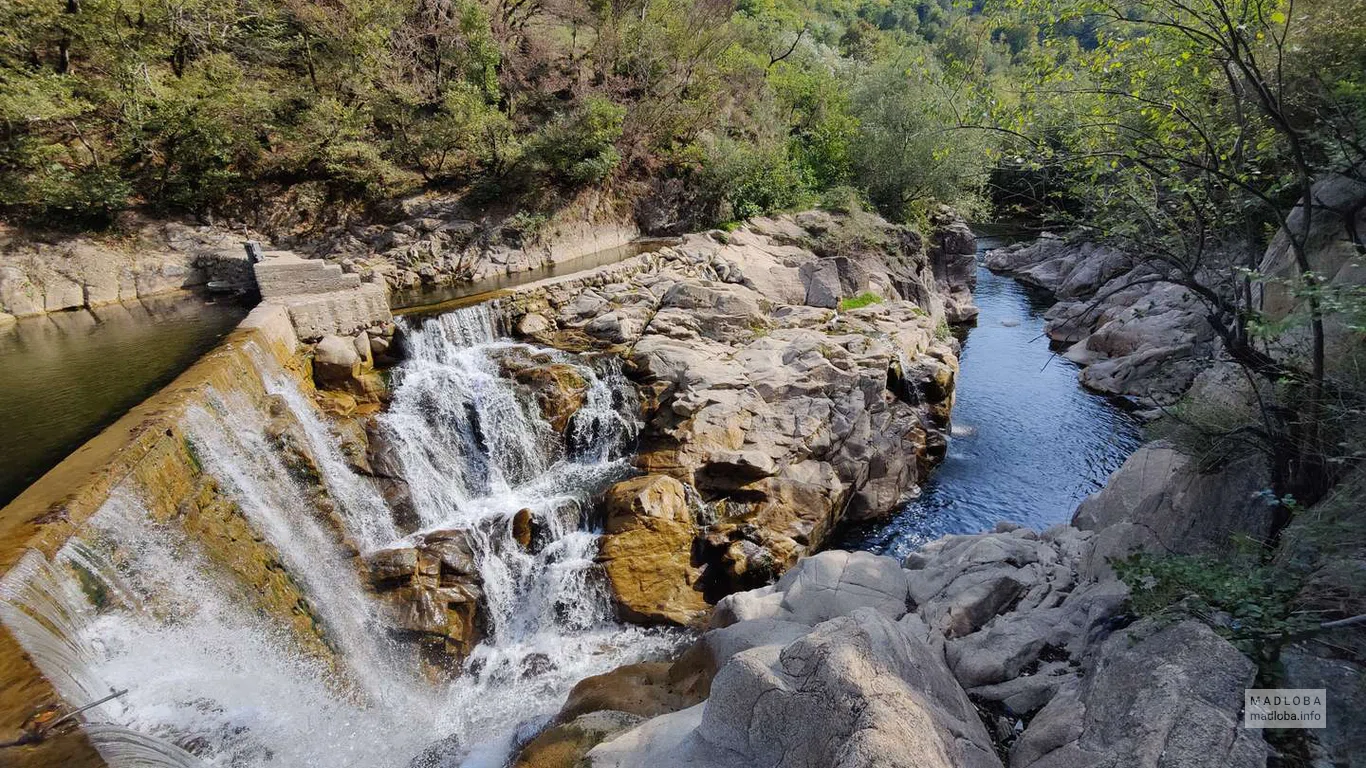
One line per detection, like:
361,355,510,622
0,0,1011,226
529,97,626,185
819,184,869,213
695,134,815,222
1114,550,1316,661
850,60,993,222
838,291,883,310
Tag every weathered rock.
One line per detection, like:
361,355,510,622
589,609,1002,768
492,209,962,612
1072,440,1275,574
1280,645,1366,768
313,333,387,402
364,527,485,673
597,475,710,626
985,236,1213,405
1010,620,1266,768
928,207,981,323
513,711,644,768
713,550,912,627
0,217,256,318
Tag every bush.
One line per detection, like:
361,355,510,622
530,97,626,185
820,185,870,213
1113,549,1315,663
696,134,815,223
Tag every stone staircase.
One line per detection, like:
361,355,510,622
252,252,361,299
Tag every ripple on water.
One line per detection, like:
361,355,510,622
838,237,1143,560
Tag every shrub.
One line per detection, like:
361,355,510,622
1113,549,1315,663
696,134,814,223
530,97,626,185
838,292,883,311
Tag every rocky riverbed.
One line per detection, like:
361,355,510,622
2,195,1360,768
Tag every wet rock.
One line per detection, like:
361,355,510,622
361,420,418,530
513,711,644,768
364,527,485,674
496,347,591,434
512,508,536,550
559,661,705,722
597,475,710,626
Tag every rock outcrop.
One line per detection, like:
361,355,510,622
597,475,710,626
288,195,641,293
0,216,257,321
985,236,1217,406
512,531,1266,768
500,209,970,614
1071,440,1275,568
364,528,486,673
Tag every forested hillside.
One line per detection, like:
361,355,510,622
1,0,1012,229
2,0,1364,243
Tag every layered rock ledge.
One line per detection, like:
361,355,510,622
497,209,976,619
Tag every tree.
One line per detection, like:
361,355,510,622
991,0,1366,535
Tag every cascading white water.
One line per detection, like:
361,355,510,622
0,306,681,768
380,306,680,766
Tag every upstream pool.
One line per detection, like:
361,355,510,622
0,294,248,505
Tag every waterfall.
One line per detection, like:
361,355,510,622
380,307,678,762
0,305,681,768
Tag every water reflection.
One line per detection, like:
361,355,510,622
0,295,248,504
839,236,1144,558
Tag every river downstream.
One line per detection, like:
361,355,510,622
839,235,1144,557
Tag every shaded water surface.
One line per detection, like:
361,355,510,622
840,235,1144,558
0,295,248,504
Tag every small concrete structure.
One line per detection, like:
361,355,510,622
252,251,362,299
276,283,391,342
247,248,391,342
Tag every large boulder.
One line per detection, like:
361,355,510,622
713,550,913,627
1072,440,1275,573
495,346,591,434
313,332,387,402
597,475,710,626
1010,620,1266,768
363,528,485,674
588,609,1002,768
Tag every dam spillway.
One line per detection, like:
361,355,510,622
0,302,680,768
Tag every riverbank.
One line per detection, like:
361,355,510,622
837,236,1143,557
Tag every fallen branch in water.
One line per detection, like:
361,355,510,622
0,688,127,748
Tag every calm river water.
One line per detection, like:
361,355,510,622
0,295,248,505
839,235,1144,558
